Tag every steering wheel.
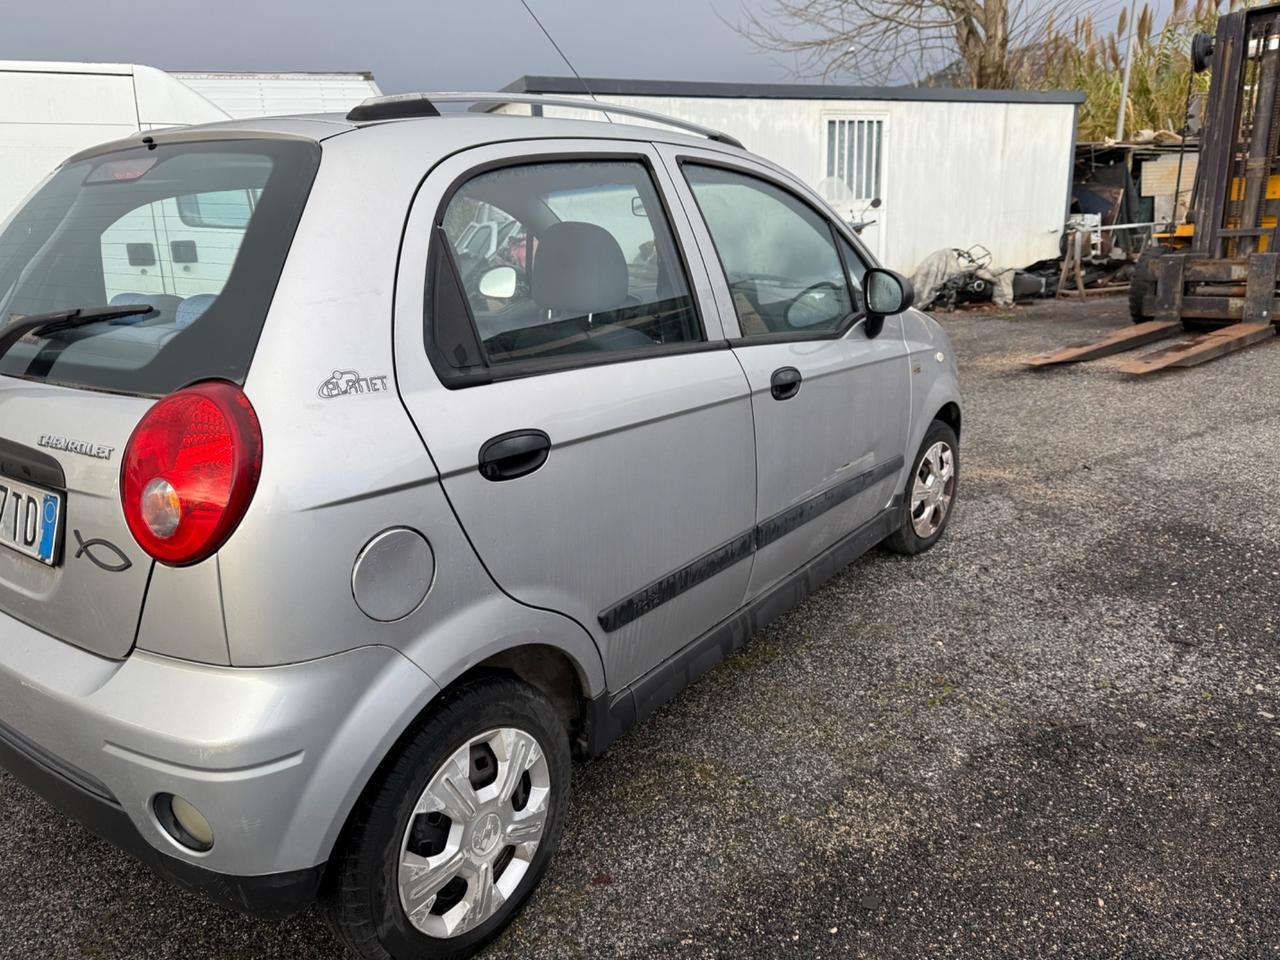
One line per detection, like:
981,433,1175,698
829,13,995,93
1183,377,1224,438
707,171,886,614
786,280,846,329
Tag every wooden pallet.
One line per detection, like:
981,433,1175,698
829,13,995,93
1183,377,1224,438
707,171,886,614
1115,322,1277,374
1027,321,1182,367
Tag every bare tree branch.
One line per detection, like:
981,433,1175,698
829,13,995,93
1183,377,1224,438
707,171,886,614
728,0,1127,88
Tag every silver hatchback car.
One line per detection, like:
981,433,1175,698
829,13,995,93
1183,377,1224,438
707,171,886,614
0,94,960,958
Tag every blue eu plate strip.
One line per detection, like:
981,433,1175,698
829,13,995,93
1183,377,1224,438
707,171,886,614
38,495,58,563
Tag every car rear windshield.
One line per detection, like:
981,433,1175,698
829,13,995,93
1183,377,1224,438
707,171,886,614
0,138,320,396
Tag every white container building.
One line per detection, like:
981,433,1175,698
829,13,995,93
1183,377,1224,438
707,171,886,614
502,76,1084,274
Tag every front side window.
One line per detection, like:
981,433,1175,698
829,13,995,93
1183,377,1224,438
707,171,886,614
683,164,855,338
437,160,701,366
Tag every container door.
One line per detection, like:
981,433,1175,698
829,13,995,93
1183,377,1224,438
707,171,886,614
820,114,887,263
393,140,757,690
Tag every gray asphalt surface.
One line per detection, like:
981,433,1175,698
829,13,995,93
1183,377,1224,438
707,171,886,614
3,296,1279,959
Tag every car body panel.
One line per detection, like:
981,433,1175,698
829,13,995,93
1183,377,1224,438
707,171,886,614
901,306,963,455
0,378,154,659
731,332,911,597
0,607,440,876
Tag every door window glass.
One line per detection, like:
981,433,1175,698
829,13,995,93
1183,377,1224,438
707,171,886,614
683,164,853,338
438,160,701,365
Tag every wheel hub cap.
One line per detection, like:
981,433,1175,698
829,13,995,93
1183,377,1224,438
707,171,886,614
398,727,551,939
470,812,503,858
910,440,956,538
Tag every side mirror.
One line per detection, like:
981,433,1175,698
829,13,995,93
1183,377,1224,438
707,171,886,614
477,264,518,300
863,268,914,338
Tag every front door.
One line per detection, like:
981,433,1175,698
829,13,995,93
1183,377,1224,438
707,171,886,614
394,141,757,689
661,146,910,597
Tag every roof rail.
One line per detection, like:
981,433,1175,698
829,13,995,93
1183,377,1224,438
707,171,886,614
344,91,745,149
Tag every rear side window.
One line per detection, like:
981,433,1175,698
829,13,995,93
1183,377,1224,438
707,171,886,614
0,139,319,396
434,159,701,370
683,163,855,338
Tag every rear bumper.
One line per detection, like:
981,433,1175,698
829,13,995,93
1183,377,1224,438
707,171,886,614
0,718,323,914
0,613,439,915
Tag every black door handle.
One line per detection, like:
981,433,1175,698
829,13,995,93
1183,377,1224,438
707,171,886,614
770,366,802,401
478,430,551,481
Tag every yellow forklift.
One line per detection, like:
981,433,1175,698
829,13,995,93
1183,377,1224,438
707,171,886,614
1033,3,1280,373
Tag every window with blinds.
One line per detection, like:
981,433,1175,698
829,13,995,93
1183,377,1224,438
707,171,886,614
826,118,883,200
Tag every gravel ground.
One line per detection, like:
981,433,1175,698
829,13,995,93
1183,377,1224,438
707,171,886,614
3,296,1279,959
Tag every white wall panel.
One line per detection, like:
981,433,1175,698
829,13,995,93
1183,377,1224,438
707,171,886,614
544,94,1076,274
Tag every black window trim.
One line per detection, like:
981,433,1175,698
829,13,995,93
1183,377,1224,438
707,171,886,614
675,154,873,347
424,150,724,390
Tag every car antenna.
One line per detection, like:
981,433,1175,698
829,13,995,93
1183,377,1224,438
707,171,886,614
518,0,614,122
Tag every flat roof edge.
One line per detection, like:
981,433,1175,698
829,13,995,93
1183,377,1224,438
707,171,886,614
503,75,1086,105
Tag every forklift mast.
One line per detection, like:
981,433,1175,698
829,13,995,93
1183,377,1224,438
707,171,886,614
1031,3,1280,375
1193,4,1280,260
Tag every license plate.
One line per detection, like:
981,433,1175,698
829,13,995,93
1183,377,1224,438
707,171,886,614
0,476,63,565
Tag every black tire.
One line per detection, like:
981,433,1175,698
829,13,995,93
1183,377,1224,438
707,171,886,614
1129,250,1158,323
883,419,959,555
322,676,571,960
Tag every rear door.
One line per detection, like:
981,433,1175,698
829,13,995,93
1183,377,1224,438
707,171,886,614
660,146,910,597
393,140,757,689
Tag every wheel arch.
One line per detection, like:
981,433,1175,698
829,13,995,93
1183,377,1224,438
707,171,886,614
934,400,961,437
315,590,606,873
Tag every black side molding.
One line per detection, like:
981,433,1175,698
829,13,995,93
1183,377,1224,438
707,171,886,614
598,531,755,633
582,500,900,757
755,457,901,548
598,457,903,632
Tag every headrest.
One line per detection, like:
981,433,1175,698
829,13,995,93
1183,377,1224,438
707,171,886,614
109,292,155,306
531,221,629,314
176,294,217,329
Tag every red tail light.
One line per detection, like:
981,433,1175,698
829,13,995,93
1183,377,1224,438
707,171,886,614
121,381,262,566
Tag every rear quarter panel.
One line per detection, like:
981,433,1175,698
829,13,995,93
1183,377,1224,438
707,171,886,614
212,129,606,698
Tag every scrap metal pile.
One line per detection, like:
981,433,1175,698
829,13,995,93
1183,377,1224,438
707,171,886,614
911,245,1048,311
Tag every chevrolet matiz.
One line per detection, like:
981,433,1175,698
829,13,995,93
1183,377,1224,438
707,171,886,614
0,93,961,959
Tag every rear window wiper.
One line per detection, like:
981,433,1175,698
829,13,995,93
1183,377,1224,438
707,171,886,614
0,304,155,360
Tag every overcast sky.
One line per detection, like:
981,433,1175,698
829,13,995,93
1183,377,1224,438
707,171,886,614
4,0,808,93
